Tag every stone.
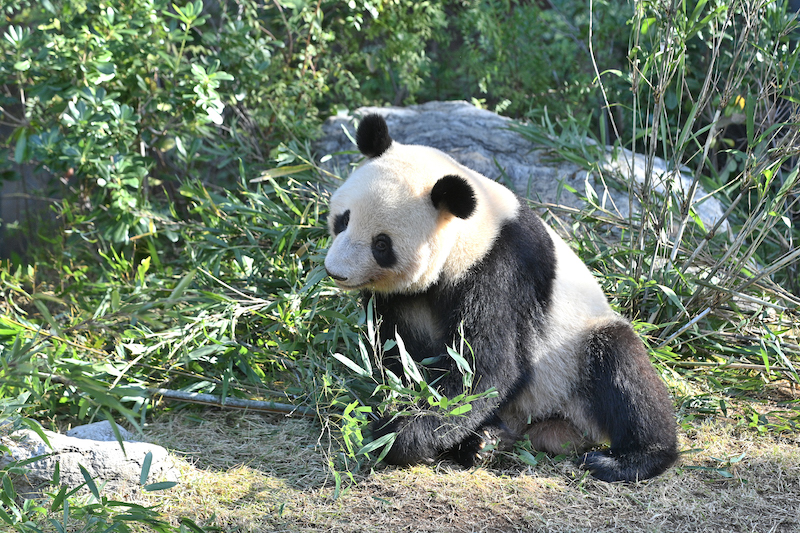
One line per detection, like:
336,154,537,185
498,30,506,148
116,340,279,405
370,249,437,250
315,101,728,232
65,420,138,442
1,421,180,498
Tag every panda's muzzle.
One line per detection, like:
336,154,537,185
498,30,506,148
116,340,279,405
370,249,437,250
325,268,348,282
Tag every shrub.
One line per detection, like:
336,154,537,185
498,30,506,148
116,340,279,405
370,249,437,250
423,0,632,118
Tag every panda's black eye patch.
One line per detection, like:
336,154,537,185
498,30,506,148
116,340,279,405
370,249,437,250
372,233,396,268
333,210,350,235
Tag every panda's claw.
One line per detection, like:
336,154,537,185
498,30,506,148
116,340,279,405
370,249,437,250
482,430,498,448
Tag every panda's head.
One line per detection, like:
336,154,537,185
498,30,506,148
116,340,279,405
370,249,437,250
324,114,519,294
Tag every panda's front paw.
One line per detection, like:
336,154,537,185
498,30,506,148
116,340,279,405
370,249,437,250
449,430,495,467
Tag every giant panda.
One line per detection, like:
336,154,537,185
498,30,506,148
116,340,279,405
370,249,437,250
324,113,679,482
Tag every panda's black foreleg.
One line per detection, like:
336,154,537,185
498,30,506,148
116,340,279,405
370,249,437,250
371,410,494,466
371,413,440,465
582,320,679,482
370,361,510,467
446,431,486,467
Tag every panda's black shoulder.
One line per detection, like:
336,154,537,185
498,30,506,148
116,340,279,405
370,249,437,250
497,204,555,255
462,204,557,308
496,205,556,282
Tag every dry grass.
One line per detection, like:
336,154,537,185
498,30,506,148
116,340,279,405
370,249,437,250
142,409,800,533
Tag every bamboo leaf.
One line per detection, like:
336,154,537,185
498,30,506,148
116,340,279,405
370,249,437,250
20,418,53,450
657,284,687,315
50,486,67,512
446,346,472,375
180,517,210,533
14,128,27,163
103,413,127,456
79,465,100,500
33,299,63,338
332,352,369,377
167,269,196,302
745,94,755,148
144,481,179,491
397,332,422,384
357,338,373,376
2,474,16,501
251,164,312,182
140,452,153,485
448,404,472,416
357,431,396,458
517,449,539,467
0,507,13,525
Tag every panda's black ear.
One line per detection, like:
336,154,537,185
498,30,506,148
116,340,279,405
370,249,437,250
356,114,392,158
431,175,477,220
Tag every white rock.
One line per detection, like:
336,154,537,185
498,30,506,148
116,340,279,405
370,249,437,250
65,420,138,442
1,421,179,497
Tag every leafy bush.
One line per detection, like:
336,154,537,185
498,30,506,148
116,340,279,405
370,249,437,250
4,0,228,243
423,0,632,117
0,0,443,248
0,149,351,527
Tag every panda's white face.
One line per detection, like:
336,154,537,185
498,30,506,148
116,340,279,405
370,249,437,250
325,140,520,294
325,145,450,293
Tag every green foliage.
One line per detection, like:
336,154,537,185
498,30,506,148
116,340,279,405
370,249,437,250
0,150,351,526
0,0,420,245
0,149,342,418
330,299,499,469
3,0,230,242
0,0,638,251
424,0,632,117
1,442,198,532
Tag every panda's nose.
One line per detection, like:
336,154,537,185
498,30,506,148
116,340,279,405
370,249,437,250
325,268,347,282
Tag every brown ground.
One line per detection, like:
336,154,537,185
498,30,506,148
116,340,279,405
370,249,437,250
142,410,800,533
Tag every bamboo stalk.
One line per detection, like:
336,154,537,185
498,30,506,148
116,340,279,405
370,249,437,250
44,373,318,418
147,388,318,418
667,360,798,379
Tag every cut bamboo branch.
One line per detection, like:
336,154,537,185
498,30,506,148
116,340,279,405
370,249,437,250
43,373,318,418
147,388,318,418
667,360,799,380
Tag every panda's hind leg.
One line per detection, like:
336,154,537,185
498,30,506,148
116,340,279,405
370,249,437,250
581,319,678,482
526,418,590,456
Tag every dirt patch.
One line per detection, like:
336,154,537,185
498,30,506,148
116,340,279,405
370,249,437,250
143,411,800,533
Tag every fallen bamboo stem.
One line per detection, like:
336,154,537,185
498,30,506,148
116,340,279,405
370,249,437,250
147,388,318,418
667,360,798,379
44,373,319,418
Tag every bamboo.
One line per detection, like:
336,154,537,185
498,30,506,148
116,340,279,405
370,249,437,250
44,373,318,418
147,388,318,418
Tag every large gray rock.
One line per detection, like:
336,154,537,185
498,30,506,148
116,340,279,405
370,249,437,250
317,101,588,207
316,101,728,231
1,421,180,498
